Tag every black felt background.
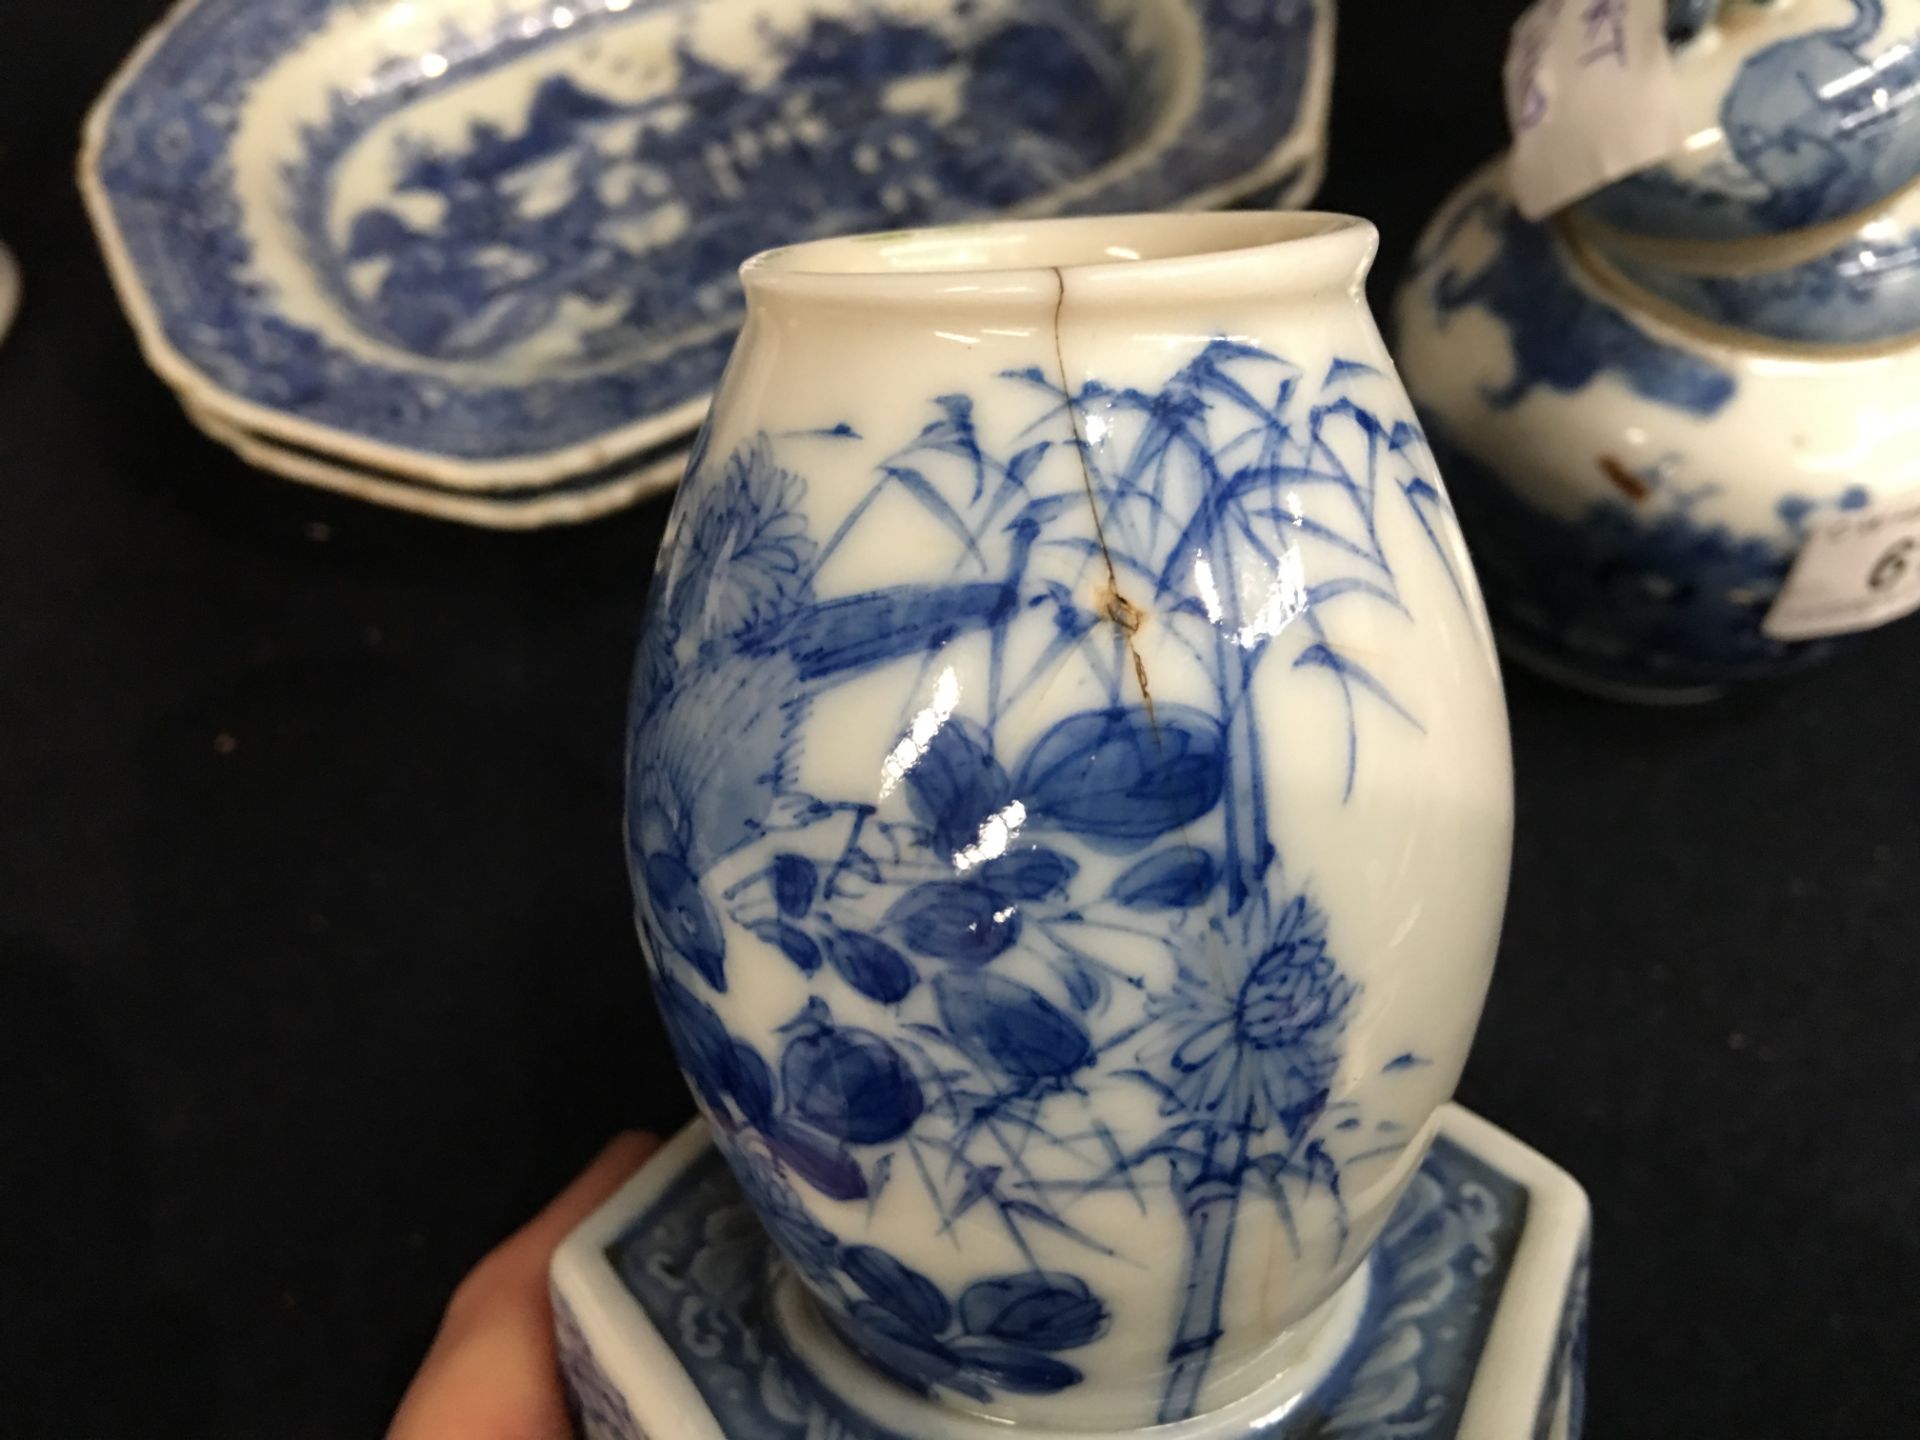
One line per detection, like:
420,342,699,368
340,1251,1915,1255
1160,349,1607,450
2,3,1916,1435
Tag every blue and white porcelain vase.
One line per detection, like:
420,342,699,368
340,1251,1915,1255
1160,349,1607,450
626,214,1513,1433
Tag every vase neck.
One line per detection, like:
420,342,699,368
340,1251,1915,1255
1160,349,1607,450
738,213,1378,327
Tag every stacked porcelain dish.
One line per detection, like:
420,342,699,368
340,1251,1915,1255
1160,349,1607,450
80,0,1336,528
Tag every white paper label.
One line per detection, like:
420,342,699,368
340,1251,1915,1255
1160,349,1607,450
1763,494,1920,642
1504,0,1682,219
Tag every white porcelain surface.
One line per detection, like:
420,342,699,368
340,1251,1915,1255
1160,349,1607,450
625,212,1512,1429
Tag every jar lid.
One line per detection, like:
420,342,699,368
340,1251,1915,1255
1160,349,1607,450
1573,0,1920,242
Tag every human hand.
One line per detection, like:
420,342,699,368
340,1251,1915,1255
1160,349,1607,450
388,1132,659,1440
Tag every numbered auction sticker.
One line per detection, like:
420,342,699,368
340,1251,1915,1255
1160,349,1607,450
1504,0,1681,219
1763,493,1920,642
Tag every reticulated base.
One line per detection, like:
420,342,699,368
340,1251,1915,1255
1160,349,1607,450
551,1106,1589,1440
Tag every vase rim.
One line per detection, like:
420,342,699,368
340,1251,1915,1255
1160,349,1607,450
740,212,1378,308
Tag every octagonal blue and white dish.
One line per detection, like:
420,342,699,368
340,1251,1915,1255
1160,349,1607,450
80,0,1334,504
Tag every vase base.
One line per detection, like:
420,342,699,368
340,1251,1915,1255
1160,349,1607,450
551,1106,1589,1440
768,1236,1375,1439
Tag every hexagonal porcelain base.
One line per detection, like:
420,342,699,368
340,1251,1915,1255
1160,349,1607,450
550,1106,1589,1440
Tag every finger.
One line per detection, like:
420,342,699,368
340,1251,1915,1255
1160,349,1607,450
438,1132,661,1325
388,1132,660,1440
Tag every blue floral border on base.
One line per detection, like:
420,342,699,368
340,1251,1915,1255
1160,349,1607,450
571,1134,1567,1440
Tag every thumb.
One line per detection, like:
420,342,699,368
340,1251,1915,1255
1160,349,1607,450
388,1132,659,1440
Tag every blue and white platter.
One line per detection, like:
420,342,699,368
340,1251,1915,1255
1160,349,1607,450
550,1105,1590,1440
80,0,1333,522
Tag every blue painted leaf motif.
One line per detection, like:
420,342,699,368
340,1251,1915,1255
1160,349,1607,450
1292,644,1418,726
655,975,775,1128
1058,951,1104,1012
841,1246,953,1334
748,919,822,976
652,974,739,1116
957,1273,1108,1349
950,1164,1002,1221
819,927,918,1003
1004,441,1051,490
885,882,1021,965
727,1042,776,1128
1010,493,1080,528
779,1020,924,1143
977,847,1078,901
643,853,727,990
764,1122,868,1202
771,854,818,916
1109,847,1219,910
1013,705,1225,849
946,1342,1081,1394
902,717,1011,857
840,1302,965,1394
933,972,1091,1081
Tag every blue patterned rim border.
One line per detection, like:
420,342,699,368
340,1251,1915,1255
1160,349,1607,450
81,0,1331,484
553,1108,1589,1440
